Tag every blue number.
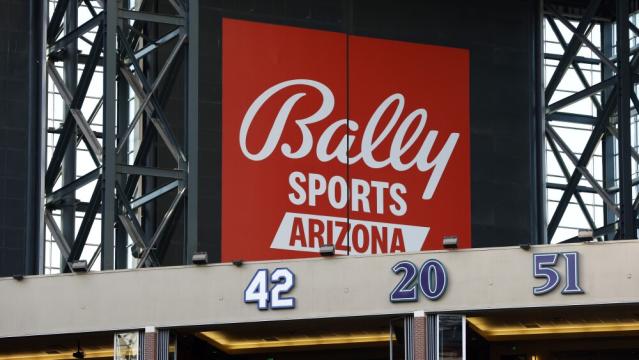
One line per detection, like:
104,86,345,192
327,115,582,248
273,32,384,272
561,252,584,294
245,268,296,310
533,253,560,295
390,261,418,302
270,268,296,309
419,259,447,300
244,269,270,310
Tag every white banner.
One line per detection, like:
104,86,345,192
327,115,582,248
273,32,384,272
270,212,429,255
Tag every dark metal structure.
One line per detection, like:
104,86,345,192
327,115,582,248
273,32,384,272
543,0,639,242
42,0,198,272
25,0,639,274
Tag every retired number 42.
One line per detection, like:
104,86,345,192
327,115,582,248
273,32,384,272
244,268,296,310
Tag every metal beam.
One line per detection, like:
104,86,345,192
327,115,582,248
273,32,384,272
133,28,181,60
117,34,186,164
116,165,184,179
616,0,635,239
546,182,598,194
546,77,615,114
61,0,78,271
544,0,601,103
44,210,71,259
549,5,617,72
45,24,104,192
136,188,185,268
130,180,179,210
41,0,194,272
45,168,100,205
547,87,618,240
544,53,600,65
48,13,104,54
46,0,70,45
64,178,103,272
118,9,185,25
546,125,620,216
546,134,597,229
546,112,597,125
102,0,117,270
546,16,602,112
186,0,199,263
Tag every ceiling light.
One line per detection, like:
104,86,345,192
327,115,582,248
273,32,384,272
0,349,113,360
467,316,639,341
198,330,392,354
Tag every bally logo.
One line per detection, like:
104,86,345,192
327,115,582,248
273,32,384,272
222,18,470,262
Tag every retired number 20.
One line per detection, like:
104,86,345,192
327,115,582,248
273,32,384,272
390,260,448,303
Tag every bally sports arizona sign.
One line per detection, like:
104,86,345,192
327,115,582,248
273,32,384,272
222,19,470,262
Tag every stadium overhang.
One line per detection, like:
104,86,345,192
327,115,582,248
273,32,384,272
1,240,638,338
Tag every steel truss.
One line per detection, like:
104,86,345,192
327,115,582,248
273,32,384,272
544,0,639,242
43,0,198,272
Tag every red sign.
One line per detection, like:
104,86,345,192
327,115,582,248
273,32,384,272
222,18,470,262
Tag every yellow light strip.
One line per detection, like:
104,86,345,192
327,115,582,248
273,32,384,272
199,330,392,354
467,316,639,341
0,349,113,360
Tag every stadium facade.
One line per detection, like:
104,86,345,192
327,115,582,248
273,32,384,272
1,0,639,359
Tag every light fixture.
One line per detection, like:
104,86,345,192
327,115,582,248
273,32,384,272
130,245,143,259
70,260,88,273
319,244,335,256
442,235,458,249
192,252,208,265
519,243,531,251
577,229,593,239
198,330,392,354
232,259,244,267
467,316,639,341
0,349,114,360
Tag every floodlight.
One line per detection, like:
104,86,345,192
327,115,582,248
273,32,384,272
442,236,458,249
319,244,335,256
519,243,531,251
578,229,593,239
232,259,244,267
192,252,209,265
70,260,88,273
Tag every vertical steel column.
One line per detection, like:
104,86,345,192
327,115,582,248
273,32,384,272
27,0,47,274
42,0,194,271
143,0,158,257
533,0,547,244
157,329,170,360
616,0,634,239
602,22,616,237
115,1,130,270
426,314,437,360
62,0,78,269
102,0,117,270
185,0,199,263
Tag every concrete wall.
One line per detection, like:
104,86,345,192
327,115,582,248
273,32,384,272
0,0,39,276
1,241,637,338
